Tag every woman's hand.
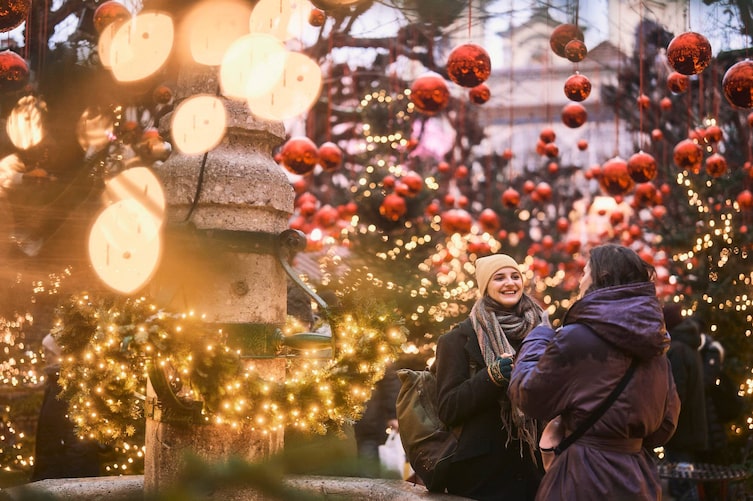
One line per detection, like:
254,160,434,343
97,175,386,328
488,355,514,386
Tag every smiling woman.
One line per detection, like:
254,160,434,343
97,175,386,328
429,253,549,499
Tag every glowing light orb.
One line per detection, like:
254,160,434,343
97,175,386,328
103,167,166,228
109,11,174,82
184,0,252,66
246,52,322,120
6,96,44,150
76,107,113,153
220,33,287,100
171,94,227,154
250,0,313,41
88,199,162,295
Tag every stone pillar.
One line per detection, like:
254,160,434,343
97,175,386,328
145,63,294,499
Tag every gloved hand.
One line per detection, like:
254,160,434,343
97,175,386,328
488,356,514,387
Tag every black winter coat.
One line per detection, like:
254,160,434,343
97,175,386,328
31,366,101,481
435,319,542,501
666,319,708,453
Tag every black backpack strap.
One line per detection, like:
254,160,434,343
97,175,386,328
554,357,638,454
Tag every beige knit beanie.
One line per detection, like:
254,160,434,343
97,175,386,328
475,254,521,295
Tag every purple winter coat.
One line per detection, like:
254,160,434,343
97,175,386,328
508,282,681,501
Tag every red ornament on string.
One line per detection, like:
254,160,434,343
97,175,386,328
478,208,500,233
577,139,588,151
380,193,407,221
748,112,753,127
705,153,728,177
705,125,723,143
539,127,556,144
152,85,173,104
308,8,326,27
722,60,753,109
633,183,657,207
563,73,591,102
0,51,28,93
737,189,753,209
400,171,424,196
673,139,703,173
281,136,319,175
440,208,472,235
659,97,672,111
543,143,559,158
446,43,491,88
549,24,584,58
469,84,491,104
562,102,587,128
93,1,131,34
535,182,553,202
0,0,30,33
666,71,690,94
564,39,588,62
501,187,521,208
599,156,634,196
666,32,712,75
636,94,651,109
318,141,343,172
627,151,657,183
410,73,450,115
651,129,664,141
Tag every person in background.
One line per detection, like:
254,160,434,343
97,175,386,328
509,244,680,501
662,303,708,500
30,333,102,481
353,363,401,478
434,253,547,500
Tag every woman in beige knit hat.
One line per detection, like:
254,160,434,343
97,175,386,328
433,253,549,500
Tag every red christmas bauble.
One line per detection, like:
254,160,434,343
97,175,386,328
556,217,570,232
410,72,450,115
315,205,339,228
722,60,753,109
737,189,753,209
400,171,424,195
539,127,556,144
636,94,651,109
501,187,521,208
152,85,173,104
633,183,658,207
535,182,553,202
93,1,131,34
446,43,491,88
564,39,587,62
748,112,753,127
563,73,591,102
454,164,469,178
478,208,500,233
502,148,514,160
281,136,319,175
666,32,712,76
577,139,589,151
522,180,535,194
469,83,491,104
666,71,690,94
673,139,703,173
318,141,343,172
550,24,584,58
660,97,672,111
440,208,472,235
309,8,326,27
599,156,634,196
544,142,559,158
0,50,28,93
651,129,664,141
627,151,657,183
705,153,728,177
380,193,407,221
562,102,587,128
0,0,30,33
705,125,723,143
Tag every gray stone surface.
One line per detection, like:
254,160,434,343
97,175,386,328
2,475,470,500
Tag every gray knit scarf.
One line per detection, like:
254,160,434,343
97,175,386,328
470,294,542,461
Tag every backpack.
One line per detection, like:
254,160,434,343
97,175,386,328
395,367,462,492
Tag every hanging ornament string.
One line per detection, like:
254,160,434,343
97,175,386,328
507,0,515,184
468,0,472,40
638,4,646,151
612,2,622,156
